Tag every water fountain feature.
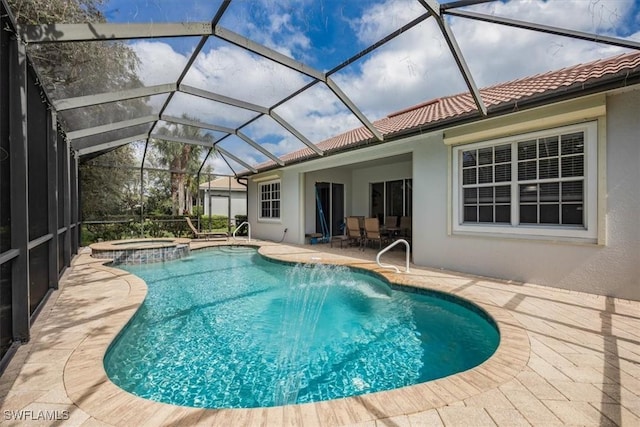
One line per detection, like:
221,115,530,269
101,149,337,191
272,264,334,406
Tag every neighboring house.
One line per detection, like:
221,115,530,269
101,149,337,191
198,176,247,223
244,52,640,301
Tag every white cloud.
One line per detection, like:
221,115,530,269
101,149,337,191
335,0,637,120
130,41,188,86
480,0,637,34
219,1,313,59
449,0,636,87
183,44,309,107
349,0,425,45
129,0,640,168
335,18,467,120
204,151,235,176
272,84,362,142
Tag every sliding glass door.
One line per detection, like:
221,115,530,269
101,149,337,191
315,182,345,236
370,179,412,222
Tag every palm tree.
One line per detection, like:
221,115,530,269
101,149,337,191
150,116,212,215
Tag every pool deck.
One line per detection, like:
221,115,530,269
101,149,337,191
1,240,639,426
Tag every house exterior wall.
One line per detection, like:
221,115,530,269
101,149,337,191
413,89,639,301
249,142,415,245
304,168,352,236
248,171,299,243
351,161,413,217
202,191,246,220
247,88,639,300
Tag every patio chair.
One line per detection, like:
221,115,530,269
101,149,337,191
185,217,228,241
346,216,363,248
399,216,412,239
384,215,399,238
363,217,388,249
384,216,398,228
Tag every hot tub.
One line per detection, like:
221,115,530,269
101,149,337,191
90,238,191,264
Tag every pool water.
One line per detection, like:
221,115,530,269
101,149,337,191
104,246,499,409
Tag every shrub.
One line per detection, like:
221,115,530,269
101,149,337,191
199,215,229,230
234,215,248,235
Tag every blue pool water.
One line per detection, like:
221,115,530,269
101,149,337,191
104,246,499,409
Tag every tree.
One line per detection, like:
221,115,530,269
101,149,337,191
79,145,138,220
8,0,141,100
7,0,152,131
8,0,150,222
148,117,213,215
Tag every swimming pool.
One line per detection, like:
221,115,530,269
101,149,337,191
104,246,499,409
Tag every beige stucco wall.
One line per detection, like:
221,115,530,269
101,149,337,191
413,89,639,300
248,88,639,300
350,161,413,217
202,192,246,219
247,170,297,243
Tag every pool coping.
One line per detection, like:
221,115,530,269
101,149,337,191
63,241,530,425
89,237,192,251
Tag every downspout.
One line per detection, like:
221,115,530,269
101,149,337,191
139,141,149,238
227,176,231,235
236,177,248,229
206,174,211,232
196,171,201,230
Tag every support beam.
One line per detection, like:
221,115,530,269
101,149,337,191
325,77,383,141
236,130,284,166
9,38,30,341
328,12,433,75
421,0,442,16
214,26,325,81
446,9,640,51
213,26,380,144
75,134,148,156
161,114,235,135
149,133,215,148
441,0,496,11
66,115,159,140
215,146,258,173
197,147,215,175
151,1,233,178
218,152,240,176
20,22,213,43
269,111,324,156
179,84,269,114
54,83,176,111
70,153,79,253
47,109,59,289
61,131,72,270
419,0,487,116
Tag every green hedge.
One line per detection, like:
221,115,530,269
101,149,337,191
234,215,248,235
81,215,233,244
199,215,230,230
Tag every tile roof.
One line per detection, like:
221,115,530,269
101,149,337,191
199,176,247,191
258,51,640,171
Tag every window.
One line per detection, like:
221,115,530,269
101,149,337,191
370,179,412,223
452,122,598,240
259,181,280,219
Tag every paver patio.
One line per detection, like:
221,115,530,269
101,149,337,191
1,241,638,426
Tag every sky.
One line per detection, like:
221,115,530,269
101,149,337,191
97,0,640,175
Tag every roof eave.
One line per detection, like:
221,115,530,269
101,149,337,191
240,66,640,178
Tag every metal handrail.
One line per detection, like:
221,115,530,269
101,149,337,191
376,239,410,273
232,221,251,242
